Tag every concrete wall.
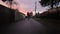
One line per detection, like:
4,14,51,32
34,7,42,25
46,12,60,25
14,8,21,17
15,11,25,21
0,4,25,23
0,4,15,23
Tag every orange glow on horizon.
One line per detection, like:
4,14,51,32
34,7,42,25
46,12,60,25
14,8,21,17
0,1,33,16
18,7,27,16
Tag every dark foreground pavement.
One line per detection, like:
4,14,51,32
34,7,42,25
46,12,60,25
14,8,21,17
0,18,60,34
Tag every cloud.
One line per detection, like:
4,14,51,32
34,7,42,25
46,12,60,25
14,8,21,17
14,0,48,12
0,0,49,15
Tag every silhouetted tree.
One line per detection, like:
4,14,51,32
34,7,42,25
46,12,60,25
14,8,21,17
2,0,13,2
2,0,6,2
2,0,18,10
30,12,33,17
2,0,13,8
39,0,60,8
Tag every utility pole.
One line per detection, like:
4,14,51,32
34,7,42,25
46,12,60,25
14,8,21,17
35,1,37,15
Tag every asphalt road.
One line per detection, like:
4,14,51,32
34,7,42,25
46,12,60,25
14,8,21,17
0,18,59,34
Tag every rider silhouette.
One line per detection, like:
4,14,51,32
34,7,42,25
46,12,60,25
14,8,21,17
27,12,30,20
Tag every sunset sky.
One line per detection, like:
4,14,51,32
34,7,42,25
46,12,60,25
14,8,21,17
0,0,49,15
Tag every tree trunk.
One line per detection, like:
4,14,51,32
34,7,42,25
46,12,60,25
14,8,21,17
51,0,54,9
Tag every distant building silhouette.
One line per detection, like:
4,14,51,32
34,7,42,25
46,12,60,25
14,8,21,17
35,12,40,18
40,7,60,19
